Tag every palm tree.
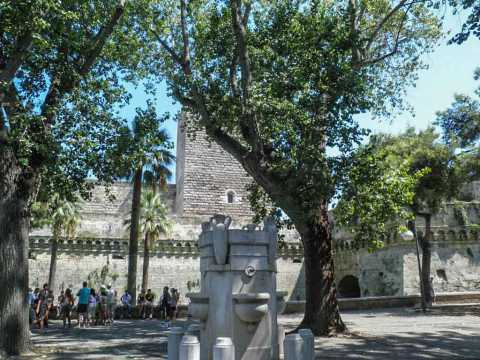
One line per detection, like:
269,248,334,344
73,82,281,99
139,190,171,290
44,194,80,293
114,102,174,303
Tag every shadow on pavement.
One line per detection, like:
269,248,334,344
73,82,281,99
315,331,480,360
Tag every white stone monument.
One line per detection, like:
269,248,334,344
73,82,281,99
187,215,286,360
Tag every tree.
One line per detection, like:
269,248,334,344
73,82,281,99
435,0,480,154
113,102,173,304
139,190,171,291
143,0,442,334
32,193,81,293
337,127,473,307
0,1,153,354
435,67,480,153
447,0,480,45
334,145,427,251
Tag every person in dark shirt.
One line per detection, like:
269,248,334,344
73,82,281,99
138,289,146,319
145,289,155,319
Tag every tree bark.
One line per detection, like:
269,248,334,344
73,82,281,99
0,146,36,356
127,167,143,305
296,202,346,335
421,214,433,307
142,233,150,291
48,237,58,294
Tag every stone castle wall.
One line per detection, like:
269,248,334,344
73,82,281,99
28,238,305,303
175,114,254,224
334,201,480,298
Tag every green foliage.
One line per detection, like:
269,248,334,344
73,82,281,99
336,127,477,248
31,192,81,240
142,0,443,230
334,144,427,249
0,0,157,201
111,100,174,190
370,127,468,214
435,69,480,156
447,0,480,44
87,264,119,290
452,201,469,226
139,190,172,246
125,189,172,244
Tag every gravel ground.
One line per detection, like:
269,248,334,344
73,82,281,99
9,305,480,360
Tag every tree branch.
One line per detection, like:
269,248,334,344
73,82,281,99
0,30,33,84
180,0,191,76
229,53,240,97
348,0,362,65
230,0,252,99
151,29,183,66
78,0,125,76
41,0,126,123
365,0,409,51
362,1,413,66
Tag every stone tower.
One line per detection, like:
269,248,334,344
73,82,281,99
175,113,254,224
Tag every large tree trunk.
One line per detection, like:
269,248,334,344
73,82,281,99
48,237,59,293
127,167,143,305
142,233,150,291
0,147,36,356
421,214,433,307
297,202,346,335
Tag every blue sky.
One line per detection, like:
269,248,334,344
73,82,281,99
119,10,479,180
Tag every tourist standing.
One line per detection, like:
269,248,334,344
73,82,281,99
62,288,75,328
98,285,108,325
88,288,97,326
36,287,48,333
120,290,132,318
27,288,35,325
106,284,116,324
169,288,179,321
160,286,171,321
46,289,54,327
57,290,65,318
77,281,90,328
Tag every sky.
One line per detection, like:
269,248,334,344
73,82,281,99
119,10,480,180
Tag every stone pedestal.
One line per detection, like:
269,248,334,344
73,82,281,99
213,337,235,360
299,329,314,360
187,216,285,360
179,335,200,360
168,327,185,360
284,334,304,360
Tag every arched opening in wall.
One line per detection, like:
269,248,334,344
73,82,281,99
226,190,236,204
338,275,361,298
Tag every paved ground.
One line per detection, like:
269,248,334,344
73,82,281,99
13,306,480,359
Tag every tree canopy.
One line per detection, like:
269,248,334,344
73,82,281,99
0,0,156,201
335,127,474,247
140,0,444,334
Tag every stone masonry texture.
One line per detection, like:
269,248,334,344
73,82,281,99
27,110,480,302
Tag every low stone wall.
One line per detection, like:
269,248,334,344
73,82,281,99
283,291,480,313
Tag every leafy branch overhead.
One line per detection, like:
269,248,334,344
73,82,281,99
335,127,479,249
0,0,157,200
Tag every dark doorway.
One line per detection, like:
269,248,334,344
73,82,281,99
338,275,361,298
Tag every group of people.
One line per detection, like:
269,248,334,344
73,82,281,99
119,286,180,322
28,282,117,331
76,282,117,328
28,282,181,331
